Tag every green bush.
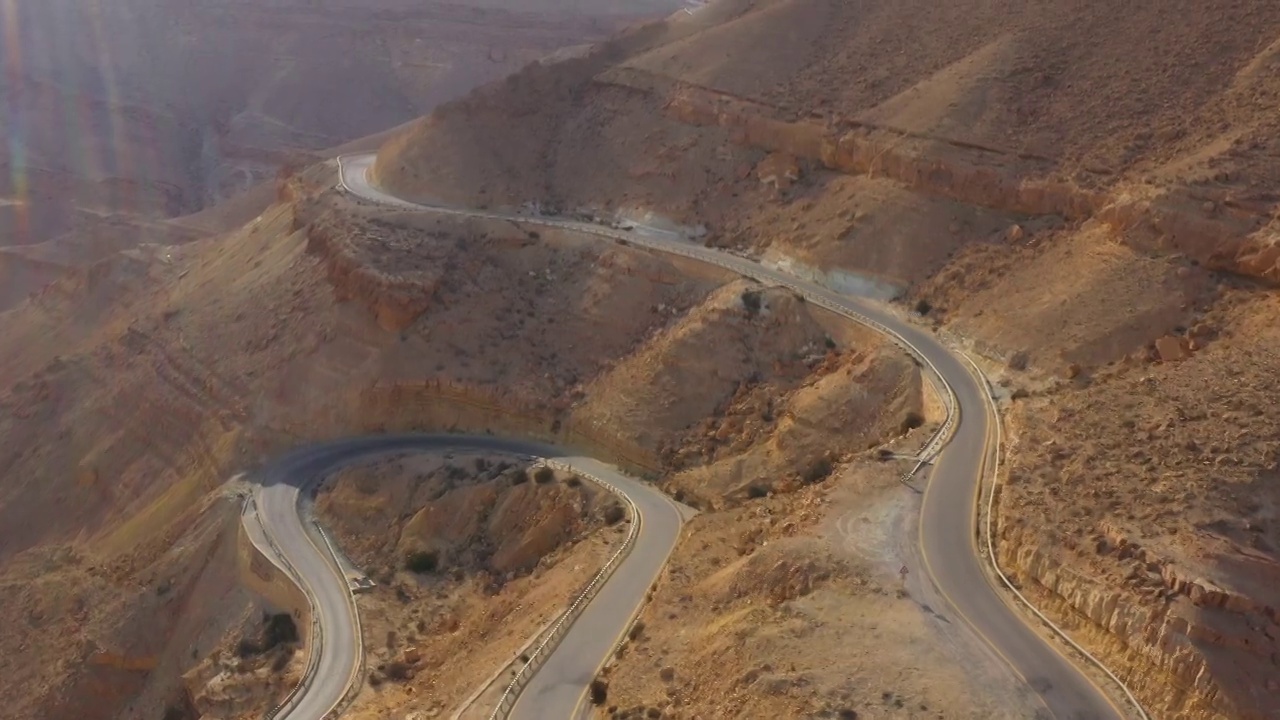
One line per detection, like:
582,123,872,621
589,679,609,706
404,550,439,574
533,466,555,484
900,411,926,433
263,612,298,648
603,504,626,525
803,456,834,484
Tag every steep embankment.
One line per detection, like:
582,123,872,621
0,494,254,720
370,2,1280,716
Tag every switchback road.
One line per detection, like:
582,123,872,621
245,436,684,720
245,153,1136,720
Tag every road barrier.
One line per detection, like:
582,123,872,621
488,459,642,720
359,380,662,478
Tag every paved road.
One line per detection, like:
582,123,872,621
245,435,684,720
334,154,1129,720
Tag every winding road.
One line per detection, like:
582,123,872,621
242,153,1137,720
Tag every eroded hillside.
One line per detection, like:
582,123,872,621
0,155,933,717
369,1,1280,716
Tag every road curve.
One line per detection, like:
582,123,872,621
333,154,1132,720
244,435,683,720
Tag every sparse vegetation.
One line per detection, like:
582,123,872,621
589,678,609,706
746,483,771,499
404,549,440,574
741,289,762,316
899,411,925,433
914,298,932,315
533,466,555,484
603,503,626,525
803,455,835,484
263,613,298,648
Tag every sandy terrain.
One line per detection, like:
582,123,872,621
0,491,257,720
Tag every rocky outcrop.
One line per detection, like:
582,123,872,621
356,379,661,477
660,82,1277,285
304,219,436,333
997,521,1279,720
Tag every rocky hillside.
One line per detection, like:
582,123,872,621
369,1,1280,717
375,0,1280,288
0,157,920,717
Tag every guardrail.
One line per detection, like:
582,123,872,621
959,354,1149,720
487,459,642,720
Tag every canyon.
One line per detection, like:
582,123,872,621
2,1,1279,719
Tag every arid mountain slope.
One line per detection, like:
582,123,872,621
0,163,927,717
370,2,1280,717
375,0,1280,286
0,0,684,248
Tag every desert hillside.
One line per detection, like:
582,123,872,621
0,157,931,717
369,1,1280,717
0,0,685,250
2,1,1278,719
376,0,1279,286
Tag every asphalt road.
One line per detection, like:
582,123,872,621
245,435,685,720
332,154,1129,720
